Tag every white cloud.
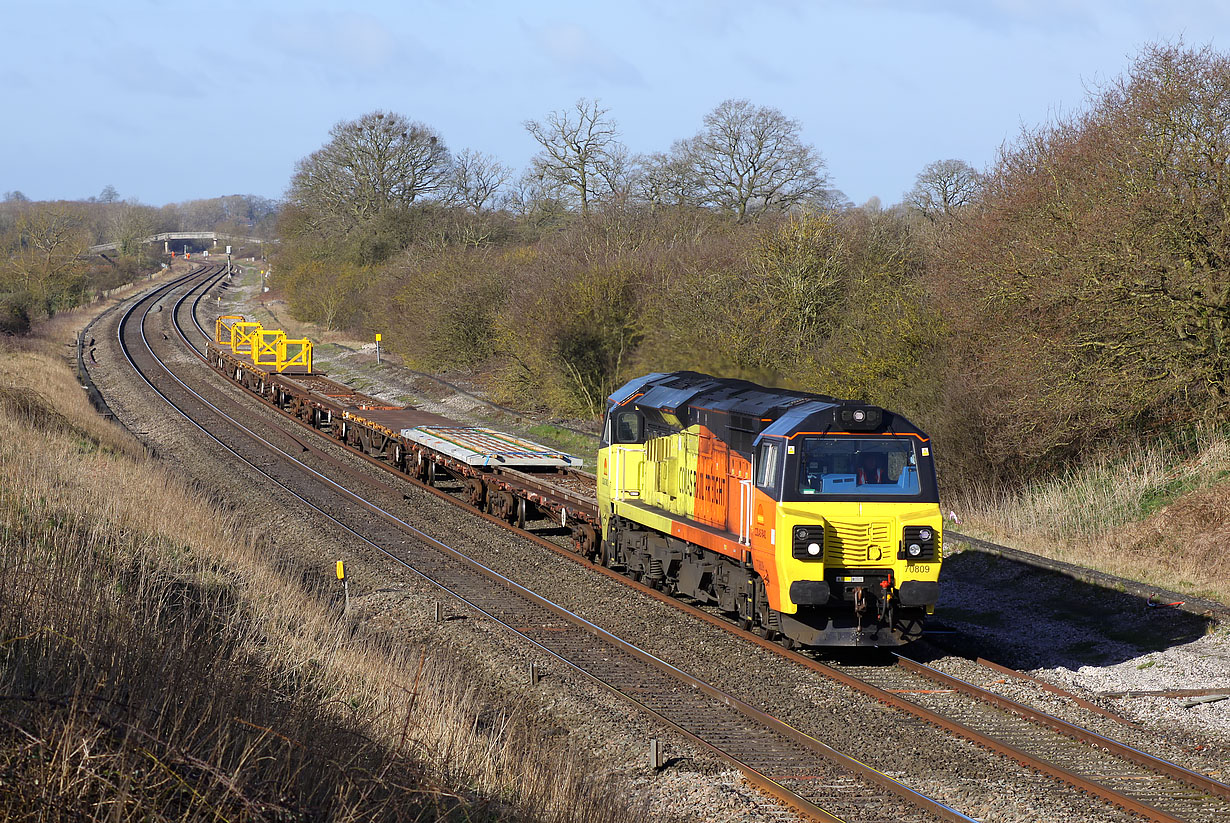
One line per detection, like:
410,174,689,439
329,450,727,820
269,12,403,75
523,21,646,87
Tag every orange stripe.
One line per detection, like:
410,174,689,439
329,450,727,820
786,431,930,442
669,519,745,561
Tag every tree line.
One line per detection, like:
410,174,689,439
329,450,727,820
0,191,277,331
269,43,1230,487
281,98,837,246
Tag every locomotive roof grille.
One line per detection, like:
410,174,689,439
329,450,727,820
608,372,925,443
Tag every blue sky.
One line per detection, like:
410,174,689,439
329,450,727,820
3,1,1227,208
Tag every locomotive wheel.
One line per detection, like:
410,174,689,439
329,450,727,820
738,617,752,632
778,635,796,651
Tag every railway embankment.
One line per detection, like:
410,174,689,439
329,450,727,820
0,282,637,822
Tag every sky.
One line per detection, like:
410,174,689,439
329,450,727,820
4,1,1229,209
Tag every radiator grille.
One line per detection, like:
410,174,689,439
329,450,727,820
824,520,893,566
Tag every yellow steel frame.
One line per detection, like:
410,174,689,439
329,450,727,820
249,328,313,374
281,338,312,374
215,315,245,345
253,329,284,369
230,321,264,357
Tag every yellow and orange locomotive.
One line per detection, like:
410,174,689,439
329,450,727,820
597,372,942,647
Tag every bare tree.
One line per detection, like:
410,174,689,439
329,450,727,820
109,200,158,256
525,99,624,217
450,149,511,212
592,143,643,208
638,151,702,208
179,197,227,230
288,111,451,232
906,159,982,220
506,169,570,225
680,99,828,221
5,205,90,316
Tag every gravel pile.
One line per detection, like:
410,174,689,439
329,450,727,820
936,545,1230,775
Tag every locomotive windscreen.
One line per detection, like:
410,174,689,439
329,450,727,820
795,436,921,497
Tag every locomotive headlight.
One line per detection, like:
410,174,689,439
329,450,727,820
900,525,935,561
852,409,866,423
793,526,824,561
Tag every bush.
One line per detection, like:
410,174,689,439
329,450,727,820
931,43,1230,482
0,293,30,335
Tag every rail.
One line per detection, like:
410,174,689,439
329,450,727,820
184,274,1230,822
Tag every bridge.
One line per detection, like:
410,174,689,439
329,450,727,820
89,231,272,255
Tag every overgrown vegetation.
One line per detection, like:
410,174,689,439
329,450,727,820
0,190,276,325
271,42,1230,498
954,422,1230,601
932,43,1230,483
0,322,636,820
10,41,1230,604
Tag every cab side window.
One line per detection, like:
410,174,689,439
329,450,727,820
614,411,643,444
756,440,781,495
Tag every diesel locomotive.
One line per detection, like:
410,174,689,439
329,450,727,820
596,372,942,647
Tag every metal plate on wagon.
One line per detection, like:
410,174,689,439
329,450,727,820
401,425,581,468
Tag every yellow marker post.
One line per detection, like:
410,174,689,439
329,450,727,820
375,332,382,365
336,561,349,614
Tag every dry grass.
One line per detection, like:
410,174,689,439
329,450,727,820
952,424,1230,603
0,325,639,820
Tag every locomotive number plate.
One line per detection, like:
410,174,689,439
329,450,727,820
837,576,864,582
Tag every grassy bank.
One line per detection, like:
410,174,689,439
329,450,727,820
952,424,1230,604
0,314,635,820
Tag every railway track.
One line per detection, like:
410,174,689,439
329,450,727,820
831,655,1230,822
114,267,980,822
97,265,1230,822
193,287,1230,822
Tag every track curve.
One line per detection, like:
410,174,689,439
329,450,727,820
114,266,977,823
